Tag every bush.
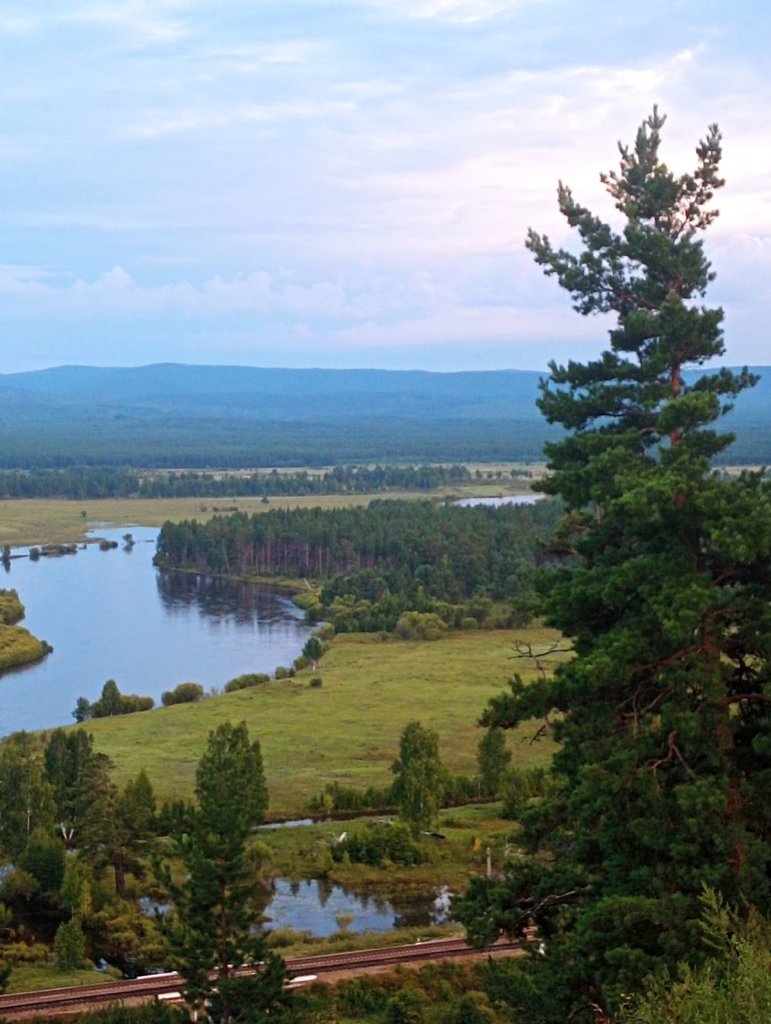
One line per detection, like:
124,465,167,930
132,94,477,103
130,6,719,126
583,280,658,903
161,682,204,706
621,895,771,1024
224,673,271,693
309,781,394,815
55,917,87,970
122,695,155,713
443,773,477,804
395,612,448,641
309,676,323,688
501,767,552,819
338,976,397,1016
85,680,155,718
451,991,499,1024
386,988,428,1024
21,828,65,893
274,666,291,679
0,588,25,625
331,822,428,867
1,940,50,964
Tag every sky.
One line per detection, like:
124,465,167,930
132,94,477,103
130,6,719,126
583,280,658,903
0,0,769,374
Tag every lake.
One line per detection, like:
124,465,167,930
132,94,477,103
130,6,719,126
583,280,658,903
0,526,315,735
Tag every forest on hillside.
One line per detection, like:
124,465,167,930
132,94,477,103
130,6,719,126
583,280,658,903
0,363,769,467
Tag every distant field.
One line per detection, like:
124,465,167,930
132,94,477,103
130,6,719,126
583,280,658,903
0,494,393,546
83,628,563,816
0,468,546,547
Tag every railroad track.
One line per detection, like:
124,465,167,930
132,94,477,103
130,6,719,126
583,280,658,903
0,936,524,1020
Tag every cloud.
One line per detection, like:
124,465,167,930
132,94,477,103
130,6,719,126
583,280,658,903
63,1,193,44
2,1,771,372
207,40,320,70
122,98,356,139
0,16,39,34
365,0,544,23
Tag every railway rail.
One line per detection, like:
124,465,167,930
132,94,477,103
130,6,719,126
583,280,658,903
0,936,525,1020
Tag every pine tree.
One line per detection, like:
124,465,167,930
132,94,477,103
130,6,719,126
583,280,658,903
454,111,771,1020
164,721,286,1024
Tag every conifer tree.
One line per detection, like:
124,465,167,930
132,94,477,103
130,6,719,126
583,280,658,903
454,111,771,1020
164,721,286,1024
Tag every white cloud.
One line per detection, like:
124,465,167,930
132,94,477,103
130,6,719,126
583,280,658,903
0,16,39,34
1,1,771,370
207,41,319,69
63,1,193,44
366,0,544,23
122,98,355,139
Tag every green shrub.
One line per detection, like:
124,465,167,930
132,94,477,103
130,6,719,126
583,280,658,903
309,676,323,688
55,917,87,970
331,822,428,867
0,589,24,625
395,612,448,641
122,694,155,713
337,976,395,1016
161,682,204,706
1,940,50,964
309,781,394,815
501,767,552,819
224,673,271,693
385,988,428,1024
451,991,499,1024
21,828,65,894
622,898,771,1024
84,680,155,718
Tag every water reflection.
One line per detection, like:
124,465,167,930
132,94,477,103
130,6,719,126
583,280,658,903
0,527,315,734
259,878,450,936
157,571,304,628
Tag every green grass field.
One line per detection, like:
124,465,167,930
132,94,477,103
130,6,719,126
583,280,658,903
5,964,119,993
83,628,563,817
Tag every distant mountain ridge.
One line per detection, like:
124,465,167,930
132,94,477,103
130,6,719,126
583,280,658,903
0,364,547,420
0,364,767,468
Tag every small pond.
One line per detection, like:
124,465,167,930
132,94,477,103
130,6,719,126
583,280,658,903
261,878,451,936
139,877,451,939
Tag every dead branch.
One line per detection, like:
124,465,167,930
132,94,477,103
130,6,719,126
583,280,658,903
650,730,697,792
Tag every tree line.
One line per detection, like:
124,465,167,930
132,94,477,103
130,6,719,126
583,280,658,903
0,417,555,469
155,499,561,633
0,463,530,500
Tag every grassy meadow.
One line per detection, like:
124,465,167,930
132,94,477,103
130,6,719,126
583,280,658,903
83,628,563,817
